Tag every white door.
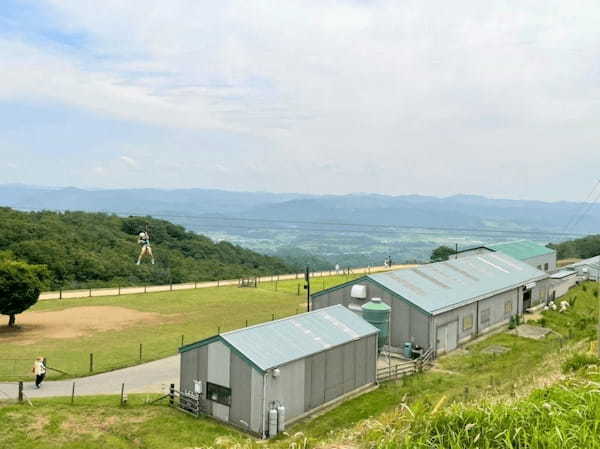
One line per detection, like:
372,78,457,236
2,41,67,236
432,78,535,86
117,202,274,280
446,321,458,351
436,326,447,353
436,321,458,354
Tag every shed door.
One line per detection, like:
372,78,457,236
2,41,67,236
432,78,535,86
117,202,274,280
446,321,458,351
436,326,447,353
436,321,458,354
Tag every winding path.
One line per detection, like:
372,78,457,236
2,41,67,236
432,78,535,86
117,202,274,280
0,355,179,400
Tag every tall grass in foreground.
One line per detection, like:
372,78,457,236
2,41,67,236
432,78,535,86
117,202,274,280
349,375,600,449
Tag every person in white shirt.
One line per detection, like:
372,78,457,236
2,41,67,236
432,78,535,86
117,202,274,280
32,357,46,388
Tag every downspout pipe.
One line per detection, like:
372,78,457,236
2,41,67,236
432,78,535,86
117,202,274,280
261,371,268,439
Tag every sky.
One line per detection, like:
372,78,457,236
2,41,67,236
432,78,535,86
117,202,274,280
0,1,599,201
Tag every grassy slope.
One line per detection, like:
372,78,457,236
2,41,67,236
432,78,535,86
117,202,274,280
1,282,597,449
0,274,360,380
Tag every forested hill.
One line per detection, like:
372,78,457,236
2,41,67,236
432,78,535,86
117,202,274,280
0,208,291,289
548,234,600,260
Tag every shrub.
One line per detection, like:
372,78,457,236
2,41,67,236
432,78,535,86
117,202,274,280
562,353,600,373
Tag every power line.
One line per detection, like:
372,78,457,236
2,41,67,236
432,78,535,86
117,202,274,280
569,187,600,232
115,211,586,238
563,179,600,233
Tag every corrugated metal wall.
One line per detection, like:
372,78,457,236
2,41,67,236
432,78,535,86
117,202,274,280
249,369,264,434
301,335,375,411
550,276,577,299
229,351,253,431
313,280,431,349
524,253,557,272
266,358,306,421
180,333,378,435
433,287,520,353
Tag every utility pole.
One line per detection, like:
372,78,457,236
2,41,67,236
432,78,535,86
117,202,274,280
304,266,311,312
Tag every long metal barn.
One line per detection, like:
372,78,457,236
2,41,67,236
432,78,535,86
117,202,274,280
312,253,549,354
178,305,378,438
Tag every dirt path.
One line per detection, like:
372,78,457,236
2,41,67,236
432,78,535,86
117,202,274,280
0,306,167,344
0,355,179,400
39,264,418,300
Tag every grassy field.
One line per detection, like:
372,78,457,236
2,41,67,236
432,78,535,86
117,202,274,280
2,281,598,448
0,333,573,449
557,258,582,267
0,394,252,449
0,274,360,380
1,281,598,448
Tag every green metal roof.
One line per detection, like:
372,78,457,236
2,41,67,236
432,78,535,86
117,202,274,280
486,240,555,261
363,253,546,315
179,305,378,372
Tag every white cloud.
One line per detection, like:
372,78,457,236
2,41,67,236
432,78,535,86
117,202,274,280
119,156,138,168
2,1,600,199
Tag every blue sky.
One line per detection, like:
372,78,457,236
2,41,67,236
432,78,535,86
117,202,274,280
1,1,600,200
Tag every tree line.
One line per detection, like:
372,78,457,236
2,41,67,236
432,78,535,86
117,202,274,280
0,208,292,290
547,235,600,260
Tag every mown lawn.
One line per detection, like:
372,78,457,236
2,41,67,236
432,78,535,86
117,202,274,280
0,326,583,449
0,395,252,449
0,273,360,381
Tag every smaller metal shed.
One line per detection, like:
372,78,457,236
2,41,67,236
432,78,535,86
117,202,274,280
566,256,600,281
456,240,556,272
548,270,577,299
178,305,379,438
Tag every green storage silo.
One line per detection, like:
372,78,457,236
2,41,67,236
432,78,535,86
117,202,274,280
361,298,390,352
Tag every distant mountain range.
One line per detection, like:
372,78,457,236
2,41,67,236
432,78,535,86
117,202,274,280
1,184,597,233
1,184,596,265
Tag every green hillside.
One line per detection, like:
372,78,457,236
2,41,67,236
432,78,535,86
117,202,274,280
0,208,291,289
549,234,600,259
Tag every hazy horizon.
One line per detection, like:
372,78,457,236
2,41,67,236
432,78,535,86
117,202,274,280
1,182,595,205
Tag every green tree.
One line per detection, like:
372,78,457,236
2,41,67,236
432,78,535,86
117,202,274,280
0,260,49,327
430,245,456,262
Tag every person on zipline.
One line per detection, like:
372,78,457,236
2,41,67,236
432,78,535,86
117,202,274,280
136,230,155,265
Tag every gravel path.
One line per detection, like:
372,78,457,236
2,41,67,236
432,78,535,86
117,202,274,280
0,355,178,400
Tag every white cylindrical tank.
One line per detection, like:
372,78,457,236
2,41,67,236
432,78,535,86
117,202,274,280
268,408,278,437
277,405,286,433
351,284,367,299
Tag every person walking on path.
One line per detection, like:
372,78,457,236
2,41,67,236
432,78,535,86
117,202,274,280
32,357,46,388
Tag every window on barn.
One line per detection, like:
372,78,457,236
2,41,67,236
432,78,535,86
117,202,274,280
480,308,490,325
206,382,231,406
544,263,549,271
504,301,513,315
537,265,542,270
462,315,473,331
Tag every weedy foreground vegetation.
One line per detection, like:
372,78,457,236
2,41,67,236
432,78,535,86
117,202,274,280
1,282,599,448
